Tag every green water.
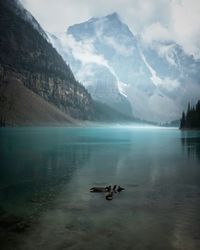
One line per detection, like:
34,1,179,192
0,127,200,250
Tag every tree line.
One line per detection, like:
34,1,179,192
180,100,200,129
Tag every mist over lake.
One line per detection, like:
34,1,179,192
0,127,200,250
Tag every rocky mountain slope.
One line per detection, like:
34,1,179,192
49,13,200,123
0,0,93,125
0,69,76,126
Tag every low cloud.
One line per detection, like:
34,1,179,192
141,22,171,45
58,33,108,67
170,0,200,58
140,0,200,58
104,36,134,56
21,0,200,58
57,33,120,84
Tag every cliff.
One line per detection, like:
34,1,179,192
0,0,93,125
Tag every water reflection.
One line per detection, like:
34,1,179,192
0,129,92,217
181,132,200,161
1,127,200,250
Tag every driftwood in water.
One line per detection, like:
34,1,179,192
90,185,125,201
90,187,109,192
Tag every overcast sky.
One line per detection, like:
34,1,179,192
21,0,200,58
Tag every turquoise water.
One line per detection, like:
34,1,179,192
0,127,200,250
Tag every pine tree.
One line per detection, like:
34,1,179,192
180,100,200,129
180,111,186,129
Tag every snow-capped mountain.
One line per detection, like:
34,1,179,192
49,13,200,122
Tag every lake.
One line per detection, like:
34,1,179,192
0,126,200,250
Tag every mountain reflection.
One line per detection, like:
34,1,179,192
0,130,92,216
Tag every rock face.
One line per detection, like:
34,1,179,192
50,12,200,123
0,0,94,123
0,69,77,126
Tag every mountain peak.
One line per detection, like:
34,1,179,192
106,12,120,20
86,12,121,26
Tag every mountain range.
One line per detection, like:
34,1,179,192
1,0,199,125
49,12,200,123
0,0,134,125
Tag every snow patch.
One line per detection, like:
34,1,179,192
141,53,180,91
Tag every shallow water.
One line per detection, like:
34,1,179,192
0,127,200,250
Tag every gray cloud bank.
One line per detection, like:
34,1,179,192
21,0,200,58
